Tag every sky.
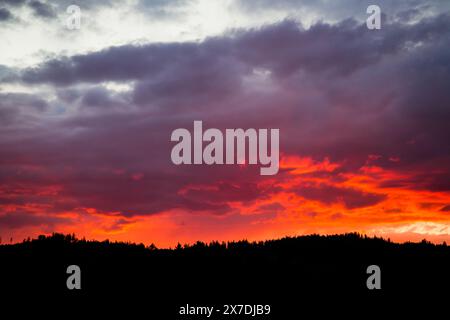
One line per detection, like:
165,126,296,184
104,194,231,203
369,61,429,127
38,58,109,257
0,0,450,247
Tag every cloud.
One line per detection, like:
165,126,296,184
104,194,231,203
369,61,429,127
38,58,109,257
0,65,18,82
379,172,450,192
80,86,130,109
29,1,56,18
137,0,193,18
293,183,387,209
0,0,26,6
19,15,450,85
235,0,450,23
0,92,49,126
0,7,13,21
0,8,449,242
0,211,72,229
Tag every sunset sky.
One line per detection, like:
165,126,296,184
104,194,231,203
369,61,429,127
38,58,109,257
1,0,450,247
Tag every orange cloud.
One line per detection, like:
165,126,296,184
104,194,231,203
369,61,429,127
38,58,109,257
1,155,449,247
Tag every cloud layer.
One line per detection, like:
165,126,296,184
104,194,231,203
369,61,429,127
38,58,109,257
0,0,449,245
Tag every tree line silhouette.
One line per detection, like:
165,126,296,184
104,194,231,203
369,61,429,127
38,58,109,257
0,232,448,316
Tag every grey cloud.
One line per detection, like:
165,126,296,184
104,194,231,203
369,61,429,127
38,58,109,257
81,86,131,109
0,92,48,110
29,0,56,18
235,0,450,22
0,65,18,82
0,7,13,21
17,14,450,87
137,0,193,17
0,0,26,6
0,211,72,229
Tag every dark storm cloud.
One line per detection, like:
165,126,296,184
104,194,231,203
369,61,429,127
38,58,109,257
0,211,72,229
0,0,57,20
293,184,387,209
1,11,450,219
181,182,278,205
132,50,244,108
18,14,450,84
0,94,48,124
21,45,175,85
80,86,130,109
29,0,56,18
0,0,26,6
0,92,48,110
0,93,48,125
0,7,13,21
235,14,450,77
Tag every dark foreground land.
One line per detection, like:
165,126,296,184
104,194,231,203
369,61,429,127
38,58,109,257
1,233,449,317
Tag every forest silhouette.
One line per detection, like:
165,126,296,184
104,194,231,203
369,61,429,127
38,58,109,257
1,232,449,316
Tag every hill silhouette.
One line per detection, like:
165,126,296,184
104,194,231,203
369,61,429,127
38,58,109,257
1,233,449,316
